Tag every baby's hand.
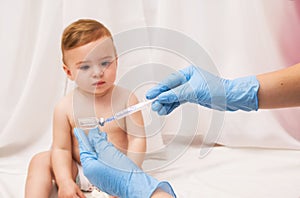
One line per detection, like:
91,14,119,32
90,187,111,198
57,179,86,198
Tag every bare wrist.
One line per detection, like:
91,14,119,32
151,188,173,198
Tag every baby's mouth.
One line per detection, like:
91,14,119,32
93,81,105,86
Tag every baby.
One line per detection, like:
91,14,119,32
25,19,146,197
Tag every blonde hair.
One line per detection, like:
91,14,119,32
61,19,114,64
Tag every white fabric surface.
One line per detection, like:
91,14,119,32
0,1,300,197
151,135,300,198
1,136,300,198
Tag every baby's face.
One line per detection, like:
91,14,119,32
63,37,117,96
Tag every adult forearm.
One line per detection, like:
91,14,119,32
257,63,300,109
51,148,74,186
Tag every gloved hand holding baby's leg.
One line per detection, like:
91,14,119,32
74,128,176,198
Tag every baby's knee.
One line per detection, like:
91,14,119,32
29,151,51,168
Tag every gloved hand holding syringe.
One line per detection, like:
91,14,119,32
78,98,155,129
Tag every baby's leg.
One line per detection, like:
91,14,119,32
25,151,54,198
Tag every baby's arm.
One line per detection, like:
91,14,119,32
125,94,147,168
51,98,85,197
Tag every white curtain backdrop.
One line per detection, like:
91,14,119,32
0,0,300,197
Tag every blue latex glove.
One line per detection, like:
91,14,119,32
146,65,259,115
74,127,176,198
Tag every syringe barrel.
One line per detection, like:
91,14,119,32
104,100,154,125
114,104,141,119
114,100,153,120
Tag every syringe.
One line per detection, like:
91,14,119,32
99,99,155,126
77,99,155,129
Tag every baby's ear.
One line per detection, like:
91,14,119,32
63,64,75,81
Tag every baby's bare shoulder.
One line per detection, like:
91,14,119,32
112,86,140,107
113,86,138,100
113,85,131,95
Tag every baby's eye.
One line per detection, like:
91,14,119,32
79,65,90,70
101,61,112,67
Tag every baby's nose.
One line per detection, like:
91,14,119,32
92,65,103,77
